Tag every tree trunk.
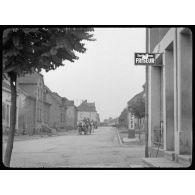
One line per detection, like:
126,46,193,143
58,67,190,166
4,71,17,167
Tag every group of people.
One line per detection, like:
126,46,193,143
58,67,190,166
77,118,97,135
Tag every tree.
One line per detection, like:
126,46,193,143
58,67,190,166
128,92,145,140
118,108,128,128
3,28,95,167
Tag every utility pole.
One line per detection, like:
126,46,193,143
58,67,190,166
145,28,149,157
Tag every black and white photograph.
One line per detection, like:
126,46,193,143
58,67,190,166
1,1,195,195
1,27,192,168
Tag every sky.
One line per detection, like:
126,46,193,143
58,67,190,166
42,28,146,121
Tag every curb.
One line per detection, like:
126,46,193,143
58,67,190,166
115,128,123,145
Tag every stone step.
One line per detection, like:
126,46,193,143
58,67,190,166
142,157,187,168
177,155,192,167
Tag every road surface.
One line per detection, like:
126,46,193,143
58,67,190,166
3,126,146,168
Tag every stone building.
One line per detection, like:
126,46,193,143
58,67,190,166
17,72,51,134
145,28,192,165
50,92,77,130
17,85,36,135
77,100,98,122
64,100,77,129
3,71,78,135
2,78,19,134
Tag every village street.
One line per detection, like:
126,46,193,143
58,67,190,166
3,127,146,168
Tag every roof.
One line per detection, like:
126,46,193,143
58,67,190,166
17,85,33,98
2,80,10,91
18,72,43,85
64,100,74,106
18,84,36,98
44,86,74,106
44,86,61,105
77,101,96,112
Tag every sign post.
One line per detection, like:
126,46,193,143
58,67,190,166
128,112,135,138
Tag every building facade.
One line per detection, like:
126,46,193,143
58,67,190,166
77,100,98,122
44,87,61,130
17,72,51,134
64,100,77,129
146,28,192,162
3,72,79,135
2,79,19,134
51,93,77,130
17,86,36,135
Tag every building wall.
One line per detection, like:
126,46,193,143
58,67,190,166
77,111,97,122
18,74,51,134
150,66,161,146
65,106,76,129
46,93,60,130
59,107,66,129
43,103,50,125
18,97,36,135
18,91,28,134
150,28,170,52
164,45,175,151
178,29,192,154
2,87,19,133
147,28,192,156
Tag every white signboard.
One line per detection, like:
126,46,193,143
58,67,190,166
134,53,163,66
128,112,135,130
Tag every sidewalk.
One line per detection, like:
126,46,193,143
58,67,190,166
117,127,145,146
142,157,188,168
3,130,78,143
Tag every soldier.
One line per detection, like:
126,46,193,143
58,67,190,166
77,121,83,135
91,120,94,133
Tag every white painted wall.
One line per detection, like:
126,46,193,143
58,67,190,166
77,111,97,122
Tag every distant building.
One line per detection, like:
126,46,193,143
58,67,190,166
48,91,77,130
77,100,98,122
44,86,61,130
63,100,77,129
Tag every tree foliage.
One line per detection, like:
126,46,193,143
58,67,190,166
128,93,145,119
118,108,128,128
3,28,95,76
